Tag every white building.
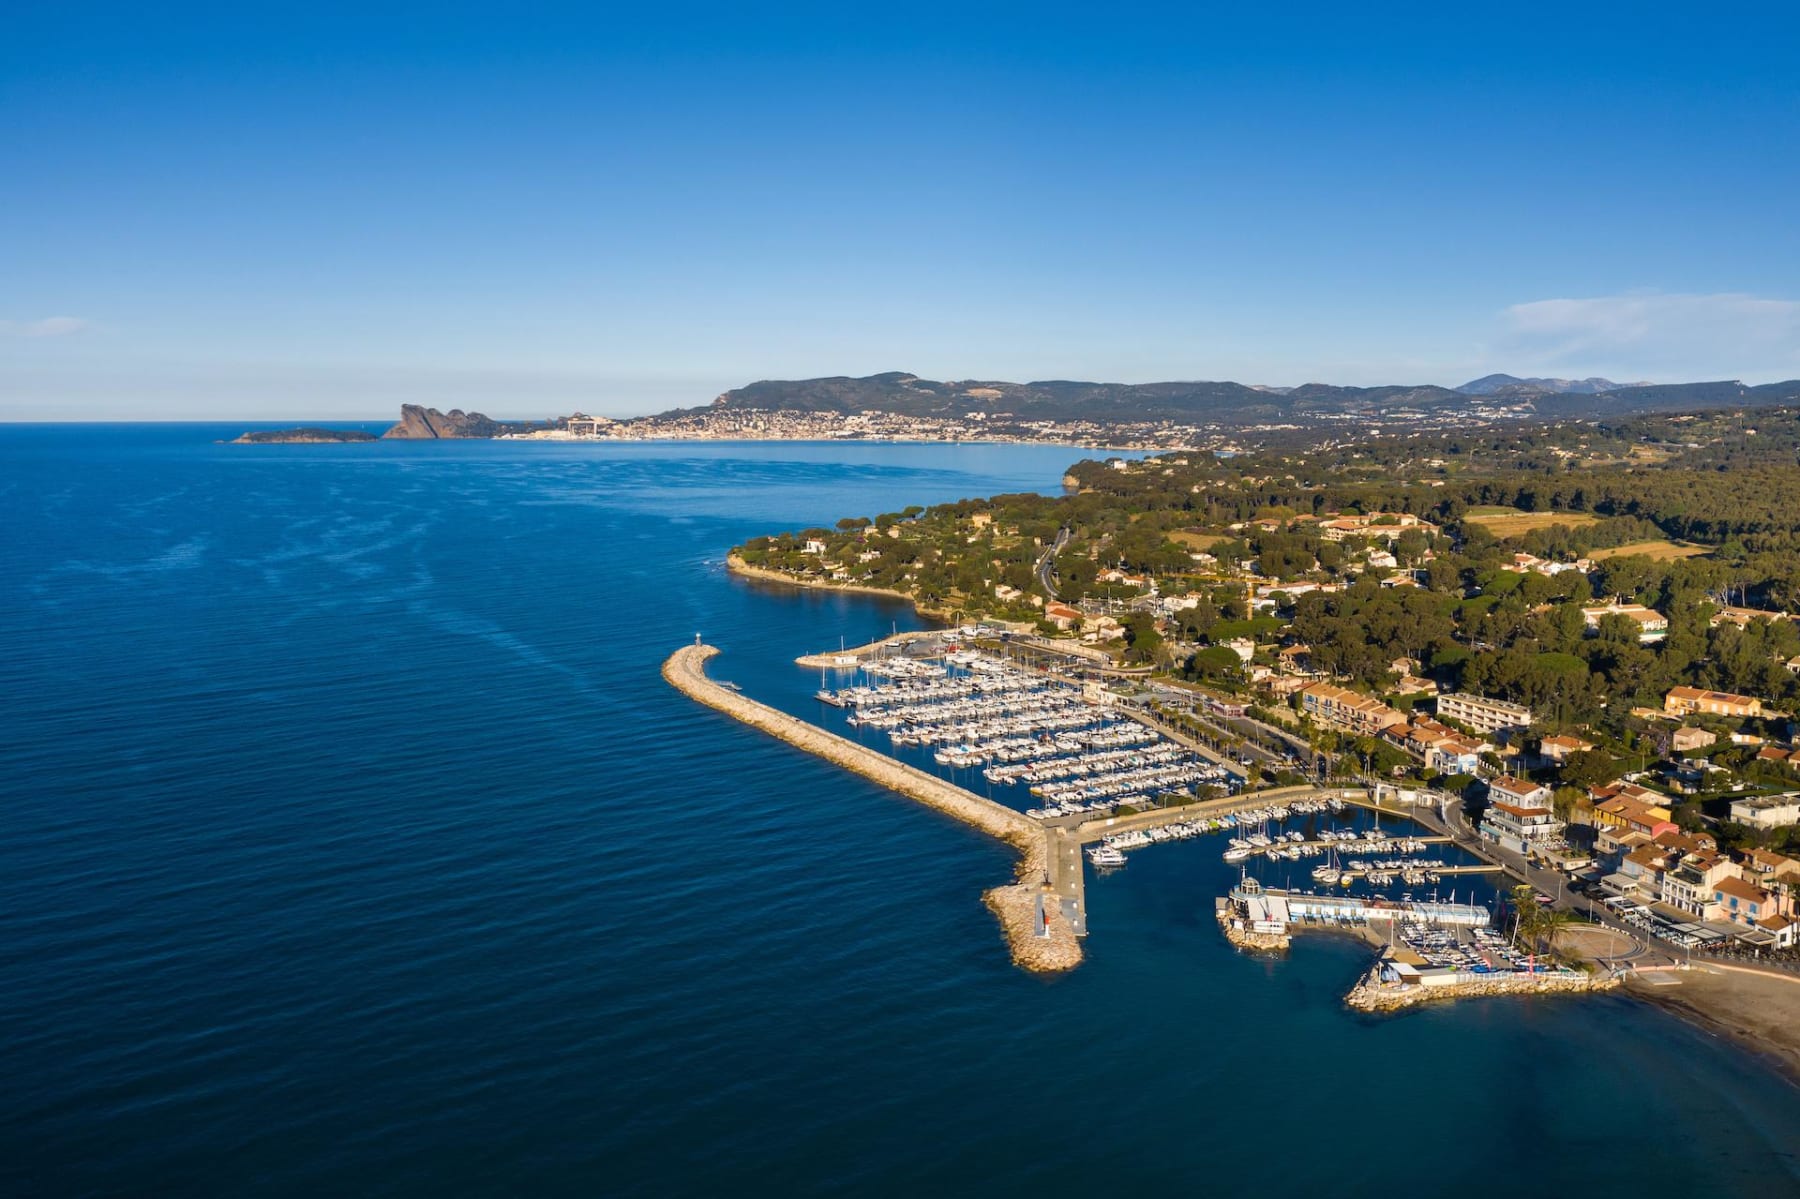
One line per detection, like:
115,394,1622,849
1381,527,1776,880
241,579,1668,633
1436,692,1533,735
1730,795,1800,830
1478,776,1565,855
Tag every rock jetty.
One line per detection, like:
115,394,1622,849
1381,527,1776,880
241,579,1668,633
1344,963,1618,1012
662,643,1081,973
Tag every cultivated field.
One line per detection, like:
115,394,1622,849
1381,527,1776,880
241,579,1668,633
1588,540,1713,562
1464,508,1601,537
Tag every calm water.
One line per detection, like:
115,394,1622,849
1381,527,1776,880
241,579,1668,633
1,426,1794,1196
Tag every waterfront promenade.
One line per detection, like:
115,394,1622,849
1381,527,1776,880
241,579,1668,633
662,643,1083,972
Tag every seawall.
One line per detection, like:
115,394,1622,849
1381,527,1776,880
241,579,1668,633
1345,965,1617,1012
662,643,1082,973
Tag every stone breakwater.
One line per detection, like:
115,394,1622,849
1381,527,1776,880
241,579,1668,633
1345,965,1618,1012
662,644,1082,973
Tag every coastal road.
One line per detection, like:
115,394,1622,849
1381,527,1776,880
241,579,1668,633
1035,526,1070,599
1411,795,1674,969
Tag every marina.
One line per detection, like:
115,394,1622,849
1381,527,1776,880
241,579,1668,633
815,643,1237,820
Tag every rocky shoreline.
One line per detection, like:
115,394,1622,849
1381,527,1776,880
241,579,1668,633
725,555,952,620
661,643,1081,973
1219,920,1291,953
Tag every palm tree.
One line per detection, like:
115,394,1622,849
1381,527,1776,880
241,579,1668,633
1509,885,1541,951
1535,908,1577,962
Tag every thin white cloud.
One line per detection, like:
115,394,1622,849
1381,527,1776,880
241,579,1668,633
1498,292,1800,379
0,316,89,338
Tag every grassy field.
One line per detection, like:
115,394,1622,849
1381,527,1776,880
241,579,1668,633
1588,540,1713,562
1170,530,1228,550
1464,508,1602,537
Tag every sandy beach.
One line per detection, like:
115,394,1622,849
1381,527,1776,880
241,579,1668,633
1626,966,1800,1085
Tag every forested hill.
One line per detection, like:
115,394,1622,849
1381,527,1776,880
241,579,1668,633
661,371,1800,427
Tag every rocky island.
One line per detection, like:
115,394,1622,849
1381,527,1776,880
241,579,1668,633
228,427,378,444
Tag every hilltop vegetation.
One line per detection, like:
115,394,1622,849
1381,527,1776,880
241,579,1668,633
735,405,1800,731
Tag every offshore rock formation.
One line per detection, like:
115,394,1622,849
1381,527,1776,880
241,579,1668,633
382,404,536,439
229,427,377,444
662,643,1081,973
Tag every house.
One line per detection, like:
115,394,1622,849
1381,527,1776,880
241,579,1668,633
1741,848,1800,889
1082,614,1125,641
1300,681,1407,736
1664,686,1763,720
1316,512,1438,542
1712,876,1778,929
1479,776,1565,855
1436,692,1533,735
1588,786,1678,840
1504,552,1592,576
1754,912,1798,949
1224,637,1256,664
1043,602,1083,631
1660,852,1739,920
1580,601,1669,642
1670,726,1717,753
1426,734,1487,776
1276,645,1314,675
1709,605,1790,629
1729,794,1800,830
803,539,829,555
1394,675,1438,697
1539,734,1595,763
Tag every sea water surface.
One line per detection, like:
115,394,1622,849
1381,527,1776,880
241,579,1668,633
1,425,1795,1196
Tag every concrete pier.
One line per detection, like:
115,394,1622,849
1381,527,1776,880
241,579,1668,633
663,643,1082,972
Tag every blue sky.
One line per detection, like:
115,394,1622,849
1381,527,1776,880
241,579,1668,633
4,2,1798,419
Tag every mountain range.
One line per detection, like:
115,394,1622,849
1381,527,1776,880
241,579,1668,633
1454,373,1650,397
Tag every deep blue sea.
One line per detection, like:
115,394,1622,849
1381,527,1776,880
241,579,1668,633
1,425,1795,1196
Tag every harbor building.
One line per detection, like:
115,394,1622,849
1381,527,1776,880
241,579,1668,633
1435,692,1533,735
1224,878,1490,934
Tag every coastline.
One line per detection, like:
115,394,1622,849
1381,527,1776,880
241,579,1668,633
1624,967,1800,1086
725,553,951,620
661,643,1082,973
